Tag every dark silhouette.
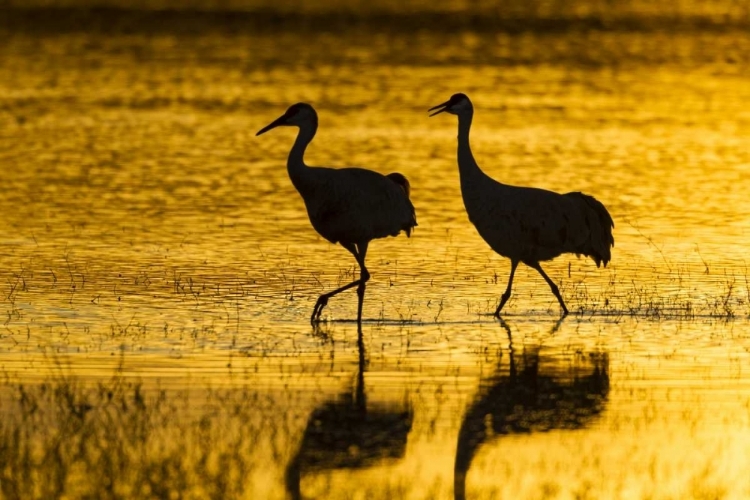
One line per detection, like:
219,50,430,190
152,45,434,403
285,327,413,499
454,320,609,499
257,103,417,325
429,93,614,316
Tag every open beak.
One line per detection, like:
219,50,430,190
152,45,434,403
256,114,288,136
428,100,450,117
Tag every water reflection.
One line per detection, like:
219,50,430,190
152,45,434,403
285,327,413,499
454,320,609,500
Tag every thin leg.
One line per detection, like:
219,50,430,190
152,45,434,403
494,259,519,318
310,280,360,323
310,242,370,324
355,242,370,325
528,262,569,315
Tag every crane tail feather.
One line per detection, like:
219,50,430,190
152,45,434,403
567,192,615,267
387,172,418,238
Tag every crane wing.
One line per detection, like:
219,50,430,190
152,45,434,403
301,167,415,245
467,184,613,265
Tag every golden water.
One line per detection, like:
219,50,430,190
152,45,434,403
1,4,750,498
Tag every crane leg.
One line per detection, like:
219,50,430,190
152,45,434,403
354,242,370,324
494,259,519,317
528,262,569,315
310,242,370,324
311,281,360,324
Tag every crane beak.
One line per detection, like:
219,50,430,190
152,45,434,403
428,100,450,117
256,114,287,136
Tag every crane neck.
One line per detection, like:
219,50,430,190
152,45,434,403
456,110,484,182
286,121,317,182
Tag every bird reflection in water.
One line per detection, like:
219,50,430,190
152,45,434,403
285,326,413,499
454,319,609,500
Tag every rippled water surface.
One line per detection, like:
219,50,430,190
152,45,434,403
1,3,750,498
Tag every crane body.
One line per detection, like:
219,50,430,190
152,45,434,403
257,103,416,324
430,93,613,315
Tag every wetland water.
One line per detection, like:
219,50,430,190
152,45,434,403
1,2,750,498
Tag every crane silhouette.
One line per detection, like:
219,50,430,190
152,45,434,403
256,103,417,324
429,93,614,316
454,320,609,499
285,326,413,499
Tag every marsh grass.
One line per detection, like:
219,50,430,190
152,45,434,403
561,266,750,320
4,254,750,334
0,360,305,500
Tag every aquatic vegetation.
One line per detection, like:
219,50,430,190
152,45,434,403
0,364,305,500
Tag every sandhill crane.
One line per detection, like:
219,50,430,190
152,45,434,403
256,103,417,324
429,93,614,316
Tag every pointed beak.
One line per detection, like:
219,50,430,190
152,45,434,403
428,100,450,117
256,114,287,136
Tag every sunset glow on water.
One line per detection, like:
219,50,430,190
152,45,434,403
1,1,750,498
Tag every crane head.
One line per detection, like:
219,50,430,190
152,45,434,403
428,93,472,117
256,103,318,136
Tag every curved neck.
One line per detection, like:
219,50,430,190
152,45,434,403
456,109,483,181
287,121,317,180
